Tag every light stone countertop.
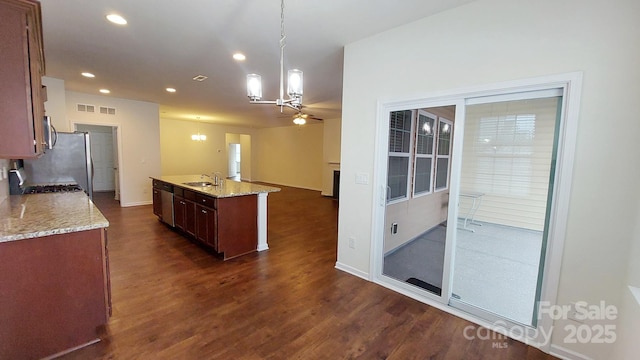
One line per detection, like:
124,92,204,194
152,175,281,198
0,192,109,243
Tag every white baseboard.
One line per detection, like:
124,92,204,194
335,261,370,280
121,200,152,207
549,344,591,360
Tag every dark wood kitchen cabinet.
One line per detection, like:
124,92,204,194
0,0,47,158
174,188,196,237
152,187,162,217
0,228,111,359
152,181,258,260
196,202,218,249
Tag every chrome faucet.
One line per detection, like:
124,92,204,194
213,172,223,186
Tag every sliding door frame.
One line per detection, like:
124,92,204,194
370,72,582,352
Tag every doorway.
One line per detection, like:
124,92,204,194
228,143,241,181
372,73,582,348
450,95,562,327
75,124,120,200
383,106,455,298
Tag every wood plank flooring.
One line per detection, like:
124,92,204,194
59,186,557,359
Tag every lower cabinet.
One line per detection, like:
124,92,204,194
174,196,196,237
156,183,258,260
152,188,162,217
195,203,217,250
0,228,111,359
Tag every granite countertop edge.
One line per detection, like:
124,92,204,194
0,192,110,244
0,222,109,243
152,175,281,198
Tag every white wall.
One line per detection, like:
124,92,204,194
65,91,161,206
610,199,640,359
42,77,66,124
254,123,324,190
239,134,252,181
161,118,257,177
337,0,640,359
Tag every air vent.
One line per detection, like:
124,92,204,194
192,75,208,82
100,106,116,115
76,103,95,113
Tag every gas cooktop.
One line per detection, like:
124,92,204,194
23,184,84,194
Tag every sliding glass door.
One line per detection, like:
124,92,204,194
449,94,562,327
382,106,455,298
374,79,578,344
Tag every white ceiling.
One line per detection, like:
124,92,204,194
39,0,473,128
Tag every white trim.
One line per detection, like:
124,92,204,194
465,88,564,105
121,200,152,207
549,344,593,360
370,71,583,353
257,192,269,251
335,261,370,280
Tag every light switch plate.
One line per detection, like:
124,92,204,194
1,166,7,180
355,172,369,185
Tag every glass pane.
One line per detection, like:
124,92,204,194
387,156,409,201
438,120,451,155
416,114,435,155
383,105,456,298
389,110,412,153
414,157,432,194
435,158,449,190
452,96,561,326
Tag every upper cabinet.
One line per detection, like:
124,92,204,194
0,0,46,159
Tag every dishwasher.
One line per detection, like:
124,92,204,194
156,181,175,227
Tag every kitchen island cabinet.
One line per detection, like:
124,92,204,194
0,192,111,359
174,187,196,237
151,176,279,260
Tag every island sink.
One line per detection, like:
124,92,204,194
182,181,214,187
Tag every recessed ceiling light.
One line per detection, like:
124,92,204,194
106,14,127,25
233,53,246,61
81,72,95,78
166,88,176,93
99,89,111,94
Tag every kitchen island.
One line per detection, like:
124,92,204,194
0,192,111,359
151,175,280,260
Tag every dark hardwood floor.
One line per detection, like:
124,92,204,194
59,186,557,359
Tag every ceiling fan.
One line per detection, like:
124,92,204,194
281,111,323,125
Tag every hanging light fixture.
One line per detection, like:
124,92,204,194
191,117,206,140
191,132,206,141
246,0,303,112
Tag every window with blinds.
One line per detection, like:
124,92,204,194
387,109,454,203
388,110,413,201
460,97,559,230
413,111,436,195
435,118,453,191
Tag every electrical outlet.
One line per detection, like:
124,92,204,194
566,302,584,323
348,237,356,249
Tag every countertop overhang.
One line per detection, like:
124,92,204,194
0,192,109,243
152,175,281,198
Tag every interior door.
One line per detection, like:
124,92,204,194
90,131,115,192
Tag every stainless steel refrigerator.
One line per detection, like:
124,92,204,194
22,132,94,199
